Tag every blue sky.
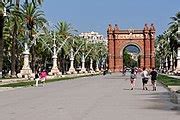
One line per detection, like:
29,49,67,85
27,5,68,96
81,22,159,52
42,0,180,36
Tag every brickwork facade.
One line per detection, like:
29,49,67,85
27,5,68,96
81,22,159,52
107,24,155,72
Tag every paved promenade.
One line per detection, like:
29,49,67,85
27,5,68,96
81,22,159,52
0,73,180,120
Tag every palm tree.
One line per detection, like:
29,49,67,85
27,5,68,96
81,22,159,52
55,21,76,74
0,0,13,78
0,0,44,77
15,0,44,7
169,12,180,34
89,42,107,70
168,12,180,55
11,0,44,75
156,34,171,71
165,11,180,70
20,3,46,72
6,6,23,77
56,21,76,39
72,37,85,68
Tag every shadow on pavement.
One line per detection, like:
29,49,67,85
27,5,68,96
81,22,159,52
136,91,180,115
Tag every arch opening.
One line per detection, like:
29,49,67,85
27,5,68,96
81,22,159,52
123,44,141,70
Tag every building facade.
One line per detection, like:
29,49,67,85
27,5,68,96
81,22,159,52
79,31,107,45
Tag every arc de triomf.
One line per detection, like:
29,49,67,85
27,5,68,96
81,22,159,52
107,24,155,72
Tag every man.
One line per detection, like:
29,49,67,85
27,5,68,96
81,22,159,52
150,67,158,91
141,67,149,90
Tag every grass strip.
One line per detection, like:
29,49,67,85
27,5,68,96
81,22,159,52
157,74,180,86
0,74,99,88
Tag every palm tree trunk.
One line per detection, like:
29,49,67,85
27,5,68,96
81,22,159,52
16,40,21,74
0,16,4,78
29,29,35,73
62,58,65,74
11,25,17,77
31,44,35,73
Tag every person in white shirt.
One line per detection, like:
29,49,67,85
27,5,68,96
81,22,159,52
141,67,149,90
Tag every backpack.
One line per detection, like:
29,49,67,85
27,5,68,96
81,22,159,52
130,73,136,79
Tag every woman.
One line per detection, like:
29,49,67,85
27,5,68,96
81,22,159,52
40,69,47,85
130,68,136,90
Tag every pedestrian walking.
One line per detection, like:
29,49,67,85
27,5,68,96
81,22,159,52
150,67,158,91
130,68,137,90
141,67,149,90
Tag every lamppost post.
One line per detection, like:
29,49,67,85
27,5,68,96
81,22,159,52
95,60,100,72
89,58,95,73
49,31,61,75
67,48,77,74
79,53,87,73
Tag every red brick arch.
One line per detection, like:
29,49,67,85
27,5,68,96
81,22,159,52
107,24,155,72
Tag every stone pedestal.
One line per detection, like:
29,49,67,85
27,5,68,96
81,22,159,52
49,55,61,76
67,60,77,74
18,47,32,78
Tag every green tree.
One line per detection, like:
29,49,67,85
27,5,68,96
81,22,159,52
0,0,13,78
55,21,76,73
123,50,131,68
156,34,171,69
20,2,46,72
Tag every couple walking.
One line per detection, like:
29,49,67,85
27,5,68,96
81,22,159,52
130,67,157,91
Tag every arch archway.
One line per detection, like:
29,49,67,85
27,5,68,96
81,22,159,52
107,24,155,72
122,44,141,69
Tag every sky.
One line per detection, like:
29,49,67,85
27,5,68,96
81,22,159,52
42,0,180,36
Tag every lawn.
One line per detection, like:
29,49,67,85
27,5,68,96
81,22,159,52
157,74,180,86
0,74,98,88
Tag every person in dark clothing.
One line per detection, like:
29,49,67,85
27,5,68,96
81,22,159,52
150,67,158,91
130,68,137,90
